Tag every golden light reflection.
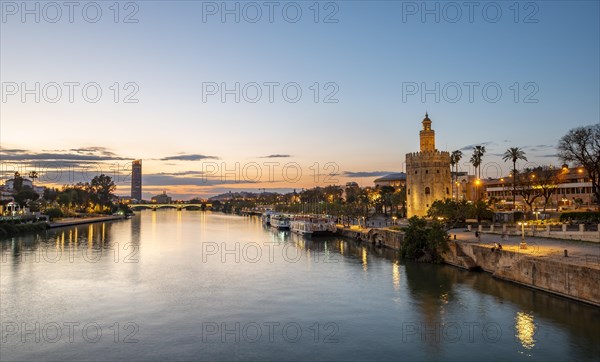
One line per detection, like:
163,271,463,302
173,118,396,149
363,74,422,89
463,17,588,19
362,248,368,272
339,241,344,255
392,262,400,291
515,311,536,349
152,211,157,236
74,228,78,254
101,223,105,242
88,224,94,249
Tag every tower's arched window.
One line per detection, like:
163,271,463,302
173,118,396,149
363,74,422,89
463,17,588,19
446,187,450,194
425,170,429,174
415,170,418,174
437,170,440,174
425,187,431,195
407,188,411,195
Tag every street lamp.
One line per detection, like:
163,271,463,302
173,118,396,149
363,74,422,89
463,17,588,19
518,222,528,249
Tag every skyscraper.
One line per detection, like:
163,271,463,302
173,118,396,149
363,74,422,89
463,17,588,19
131,160,142,201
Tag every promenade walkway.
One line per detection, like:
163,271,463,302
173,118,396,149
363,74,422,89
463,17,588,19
48,215,125,228
449,228,600,270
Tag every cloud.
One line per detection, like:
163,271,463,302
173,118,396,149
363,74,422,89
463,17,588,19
157,171,204,176
342,171,395,178
142,173,257,186
160,154,218,161
459,141,496,151
0,148,127,162
522,144,555,152
540,154,559,158
259,154,292,158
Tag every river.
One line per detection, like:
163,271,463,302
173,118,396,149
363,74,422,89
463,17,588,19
1,211,598,361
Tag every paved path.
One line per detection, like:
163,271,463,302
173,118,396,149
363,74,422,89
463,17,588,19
448,228,600,269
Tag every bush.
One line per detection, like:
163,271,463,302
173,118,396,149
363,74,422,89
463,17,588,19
0,221,49,238
559,212,600,223
513,211,524,222
44,207,64,221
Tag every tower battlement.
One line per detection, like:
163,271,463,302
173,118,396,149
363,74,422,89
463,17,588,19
405,114,451,217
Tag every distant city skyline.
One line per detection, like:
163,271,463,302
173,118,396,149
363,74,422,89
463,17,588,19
2,1,599,199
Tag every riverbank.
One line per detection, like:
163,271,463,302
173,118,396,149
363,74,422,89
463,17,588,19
0,221,49,238
335,226,600,307
48,215,126,228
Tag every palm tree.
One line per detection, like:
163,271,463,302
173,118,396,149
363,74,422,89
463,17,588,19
29,171,38,187
450,150,463,200
469,146,486,199
502,147,527,211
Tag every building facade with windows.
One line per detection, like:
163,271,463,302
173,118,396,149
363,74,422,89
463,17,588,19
484,167,596,211
131,160,142,201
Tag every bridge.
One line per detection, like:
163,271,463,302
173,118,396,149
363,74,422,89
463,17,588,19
129,203,209,211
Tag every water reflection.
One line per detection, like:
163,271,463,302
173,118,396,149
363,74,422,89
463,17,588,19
392,262,400,291
1,211,599,362
515,311,536,349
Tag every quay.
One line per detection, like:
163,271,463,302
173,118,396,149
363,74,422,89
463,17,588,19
335,225,600,307
48,215,126,228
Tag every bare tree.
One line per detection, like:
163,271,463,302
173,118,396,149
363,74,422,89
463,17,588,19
558,124,600,210
533,166,559,213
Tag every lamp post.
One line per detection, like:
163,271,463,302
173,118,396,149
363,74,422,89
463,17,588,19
518,222,528,249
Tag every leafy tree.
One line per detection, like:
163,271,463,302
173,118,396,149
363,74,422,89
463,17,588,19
378,186,396,216
427,199,470,228
89,174,116,207
502,147,527,210
13,188,40,207
12,172,23,192
400,217,449,262
391,186,407,217
558,124,600,210
471,200,494,222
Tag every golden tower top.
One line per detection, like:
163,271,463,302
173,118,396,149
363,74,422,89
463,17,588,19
419,112,435,152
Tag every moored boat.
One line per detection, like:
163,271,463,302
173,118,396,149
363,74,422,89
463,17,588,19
290,215,336,236
261,209,274,226
270,213,291,229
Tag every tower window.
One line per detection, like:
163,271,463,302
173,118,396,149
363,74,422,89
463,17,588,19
425,170,428,174
407,188,410,195
415,170,418,174
425,187,431,195
446,187,450,194
437,170,440,174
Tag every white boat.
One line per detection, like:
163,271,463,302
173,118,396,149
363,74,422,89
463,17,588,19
290,215,336,236
261,210,274,226
270,214,290,229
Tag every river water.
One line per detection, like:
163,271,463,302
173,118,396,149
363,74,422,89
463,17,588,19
1,211,598,361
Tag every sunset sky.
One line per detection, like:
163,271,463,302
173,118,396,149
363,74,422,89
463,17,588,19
1,1,599,199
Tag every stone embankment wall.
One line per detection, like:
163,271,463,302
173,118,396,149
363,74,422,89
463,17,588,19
335,227,600,306
442,241,600,307
336,227,403,249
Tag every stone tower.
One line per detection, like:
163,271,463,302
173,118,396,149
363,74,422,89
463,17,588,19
406,113,451,217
